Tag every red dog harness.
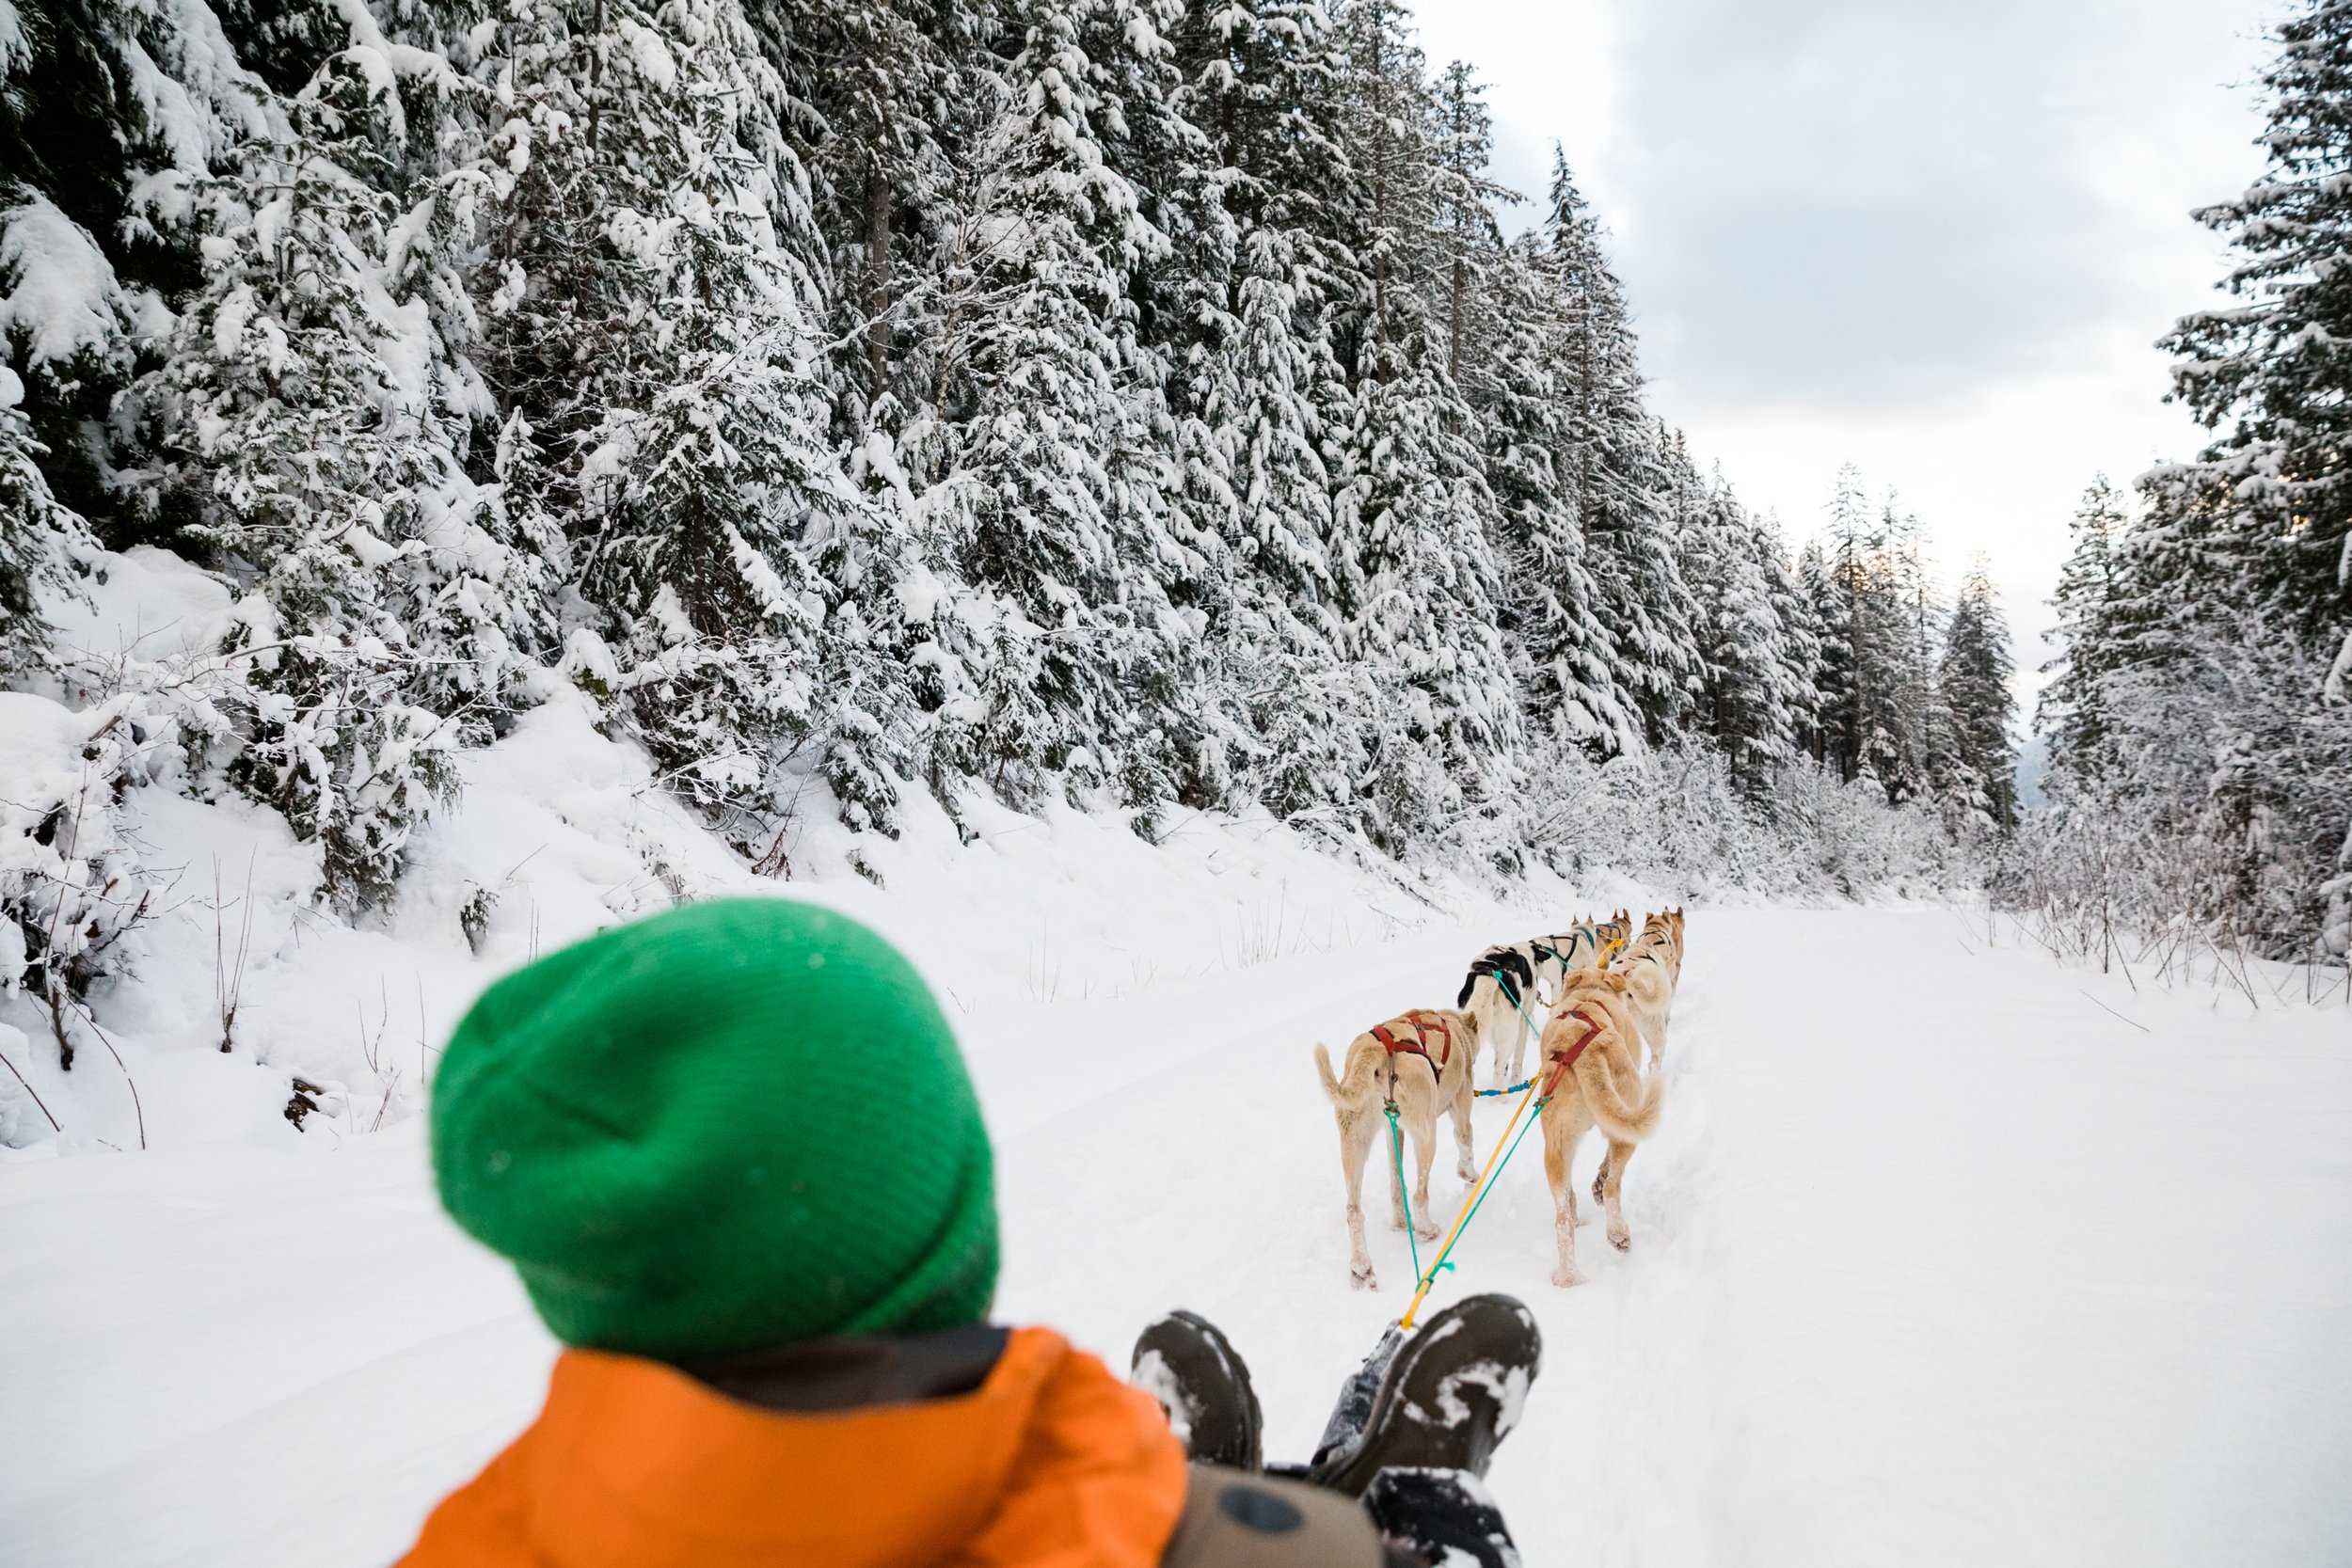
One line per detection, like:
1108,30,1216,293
1537,1006,1608,1100
1372,1009,1456,1087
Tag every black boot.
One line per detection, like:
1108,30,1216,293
1362,1467,1522,1568
1130,1310,1264,1471
1303,1293,1541,1497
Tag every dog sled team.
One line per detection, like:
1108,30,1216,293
1314,907,1687,1291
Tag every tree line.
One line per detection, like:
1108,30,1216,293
2033,0,2352,968
0,0,2016,931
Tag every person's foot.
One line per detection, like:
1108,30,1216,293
1362,1467,1522,1568
1130,1310,1263,1470
1304,1293,1541,1497
1307,1322,1403,1469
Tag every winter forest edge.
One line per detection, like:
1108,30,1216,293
0,0,2347,1141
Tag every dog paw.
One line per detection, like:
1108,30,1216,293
1415,1220,1441,1242
1549,1266,1584,1289
1351,1264,1376,1291
1455,1163,1477,1183
1608,1228,1631,1253
1388,1212,1406,1232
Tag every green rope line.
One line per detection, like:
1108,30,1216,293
1384,1101,1422,1282
1412,1094,1549,1296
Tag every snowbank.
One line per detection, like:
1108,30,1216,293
5,548,1587,1156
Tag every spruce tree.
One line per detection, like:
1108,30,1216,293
2158,0,2352,674
1934,562,2018,830
2037,475,2130,777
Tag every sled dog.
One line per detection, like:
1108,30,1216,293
1312,1007,1484,1290
1459,929,1597,1091
1591,908,1684,1203
1616,908,1685,1066
1534,970,1664,1287
1597,909,1634,966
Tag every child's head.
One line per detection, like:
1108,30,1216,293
431,898,997,1358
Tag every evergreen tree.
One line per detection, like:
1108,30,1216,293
1323,0,1518,848
1677,473,1805,793
0,365,93,675
1933,562,2018,830
1534,152,1696,741
2158,0,2352,675
2037,475,2130,777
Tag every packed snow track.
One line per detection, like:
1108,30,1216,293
3,906,2348,1566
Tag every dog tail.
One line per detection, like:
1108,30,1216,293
1455,971,1478,1008
1576,1045,1664,1144
1314,1040,1379,1110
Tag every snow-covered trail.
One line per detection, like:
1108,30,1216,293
5,906,2350,1565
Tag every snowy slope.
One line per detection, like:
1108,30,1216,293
4,894,2349,1566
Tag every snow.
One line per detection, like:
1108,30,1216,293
1,194,132,368
3,721,2349,1567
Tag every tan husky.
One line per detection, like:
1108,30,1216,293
1534,970,1664,1286
1592,908,1685,1204
1617,907,1686,1066
1312,1006,1484,1290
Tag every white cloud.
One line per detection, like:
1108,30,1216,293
1415,0,2279,697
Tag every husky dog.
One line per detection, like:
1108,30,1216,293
1534,969,1664,1286
1596,909,1634,966
1460,926,1607,1091
1615,908,1685,1065
1592,908,1685,1203
1312,1007,1484,1290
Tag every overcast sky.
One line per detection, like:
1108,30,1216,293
1413,0,2279,702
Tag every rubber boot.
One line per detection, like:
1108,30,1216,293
1130,1309,1263,1471
1303,1293,1541,1497
1362,1467,1521,1568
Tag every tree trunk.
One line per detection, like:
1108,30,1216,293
866,163,892,404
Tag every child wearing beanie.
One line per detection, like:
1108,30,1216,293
401,899,1534,1568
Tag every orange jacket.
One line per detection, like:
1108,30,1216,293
399,1327,1188,1568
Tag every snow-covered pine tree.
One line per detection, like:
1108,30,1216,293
2100,0,2352,957
0,0,250,551
1322,0,1518,852
1760,515,1827,763
1675,471,1804,793
2158,0,2352,684
1476,228,1629,754
1161,0,1375,822
461,0,908,847
1533,151,1697,743
128,10,557,911
887,0,1212,825
1798,534,1846,769
1814,467,1938,802
749,0,991,428
2036,475,2131,778
1932,561,2017,830
0,364,93,676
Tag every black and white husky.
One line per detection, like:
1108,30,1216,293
1456,926,1603,1091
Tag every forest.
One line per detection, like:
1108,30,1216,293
27,0,2335,1006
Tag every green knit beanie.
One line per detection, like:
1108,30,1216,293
431,898,997,1359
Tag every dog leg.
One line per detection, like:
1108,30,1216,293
1542,1115,1583,1288
1409,1111,1440,1242
1449,1075,1476,1184
1383,1111,1412,1235
1600,1139,1635,1252
1341,1112,1378,1289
